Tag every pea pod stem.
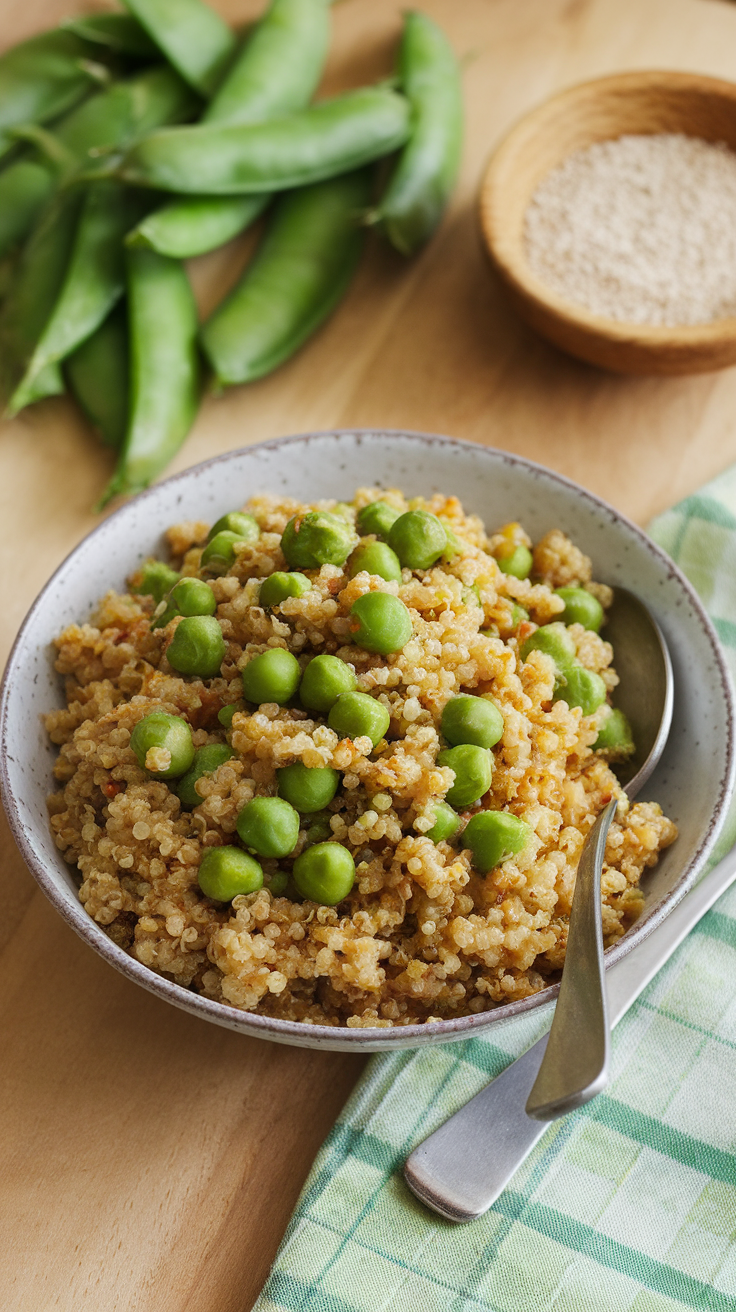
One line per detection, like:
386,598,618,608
121,0,236,96
8,181,150,416
65,302,129,450
99,248,200,507
200,169,370,387
125,0,331,258
375,11,463,255
118,86,411,194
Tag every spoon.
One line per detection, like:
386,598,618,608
404,588,674,1216
525,587,673,1119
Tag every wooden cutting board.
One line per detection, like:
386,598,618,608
3,0,736,1307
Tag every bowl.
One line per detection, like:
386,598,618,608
1,430,733,1051
479,70,736,375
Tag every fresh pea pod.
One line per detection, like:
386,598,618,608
201,169,369,387
100,248,199,505
0,159,53,261
65,302,129,449
0,29,110,161
122,0,236,96
119,86,411,194
202,0,330,127
8,181,150,416
375,11,462,255
126,192,269,258
125,0,331,258
0,187,84,408
61,14,160,59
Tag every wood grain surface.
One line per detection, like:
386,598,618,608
3,0,736,1307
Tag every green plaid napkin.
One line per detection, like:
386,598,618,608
255,471,736,1312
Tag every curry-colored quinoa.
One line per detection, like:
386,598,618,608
45,490,677,1027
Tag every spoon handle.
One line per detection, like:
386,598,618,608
404,839,736,1223
525,797,616,1120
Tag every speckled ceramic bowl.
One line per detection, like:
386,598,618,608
1,431,733,1051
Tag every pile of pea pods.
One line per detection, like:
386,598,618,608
0,0,463,505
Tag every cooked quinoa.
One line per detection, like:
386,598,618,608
45,490,677,1027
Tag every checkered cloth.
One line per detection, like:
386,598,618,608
255,471,736,1312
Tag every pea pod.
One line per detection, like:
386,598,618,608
0,29,110,161
0,160,53,261
375,11,462,255
126,0,331,258
8,181,150,416
126,192,269,259
65,303,129,449
0,187,84,408
122,0,236,96
100,248,199,505
201,169,369,387
118,86,411,194
61,14,160,59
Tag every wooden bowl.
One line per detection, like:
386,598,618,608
479,70,736,375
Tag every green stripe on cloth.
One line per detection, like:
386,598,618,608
255,466,736,1312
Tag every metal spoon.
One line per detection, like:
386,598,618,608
405,587,673,1213
525,587,673,1119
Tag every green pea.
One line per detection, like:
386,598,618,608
356,500,401,538
130,711,195,779
328,691,390,747
292,841,355,905
595,707,635,754
441,695,504,749
133,560,179,604
349,591,413,654
281,509,357,569
242,648,301,704
349,541,403,583
463,810,531,873
509,603,529,629
300,654,356,713
497,545,533,579
305,814,333,844
198,846,263,902
463,584,481,609
520,622,576,673
555,586,604,633
200,530,245,575
265,870,289,896
277,762,340,812
259,571,311,608
426,800,460,844
438,743,493,808
167,615,226,679
388,509,447,569
177,743,234,808
236,795,300,858
168,577,217,618
218,702,244,728
207,511,259,543
556,666,607,716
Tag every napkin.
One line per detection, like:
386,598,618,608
255,470,736,1312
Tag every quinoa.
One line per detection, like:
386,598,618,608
44,490,677,1028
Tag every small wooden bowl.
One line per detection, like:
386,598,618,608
479,71,736,375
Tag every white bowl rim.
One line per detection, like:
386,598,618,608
1,428,733,1051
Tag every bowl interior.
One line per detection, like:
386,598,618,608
479,71,736,371
2,431,733,1051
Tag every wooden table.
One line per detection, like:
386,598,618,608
3,0,736,1306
